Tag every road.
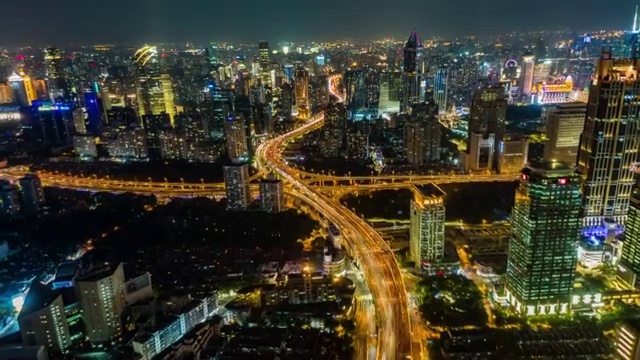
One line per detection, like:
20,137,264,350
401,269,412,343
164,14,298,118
255,112,413,359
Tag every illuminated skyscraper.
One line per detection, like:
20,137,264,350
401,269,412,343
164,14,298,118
260,175,284,213
433,66,449,112
410,183,446,268
18,281,71,353
31,101,73,145
0,84,13,103
497,135,529,174
224,163,251,211
258,41,270,68
344,69,366,121
505,162,581,316
44,48,67,100
463,86,507,171
519,52,535,96
224,114,248,162
379,71,401,114
403,101,441,166
577,49,640,227
621,176,640,280
134,46,176,123
400,31,424,112
210,84,234,139
295,67,310,118
543,103,586,164
75,263,125,344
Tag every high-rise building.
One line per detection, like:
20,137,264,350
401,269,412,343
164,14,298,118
9,72,36,106
134,46,176,124
434,66,449,113
0,180,21,217
544,103,587,164
622,177,640,280
463,86,507,171
410,183,446,268
379,71,402,114
72,107,87,134
260,175,284,213
210,84,234,140
224,163,251,211
294,67,310,119
75,263,125,344
462,132,495,172
258,41,270,68
578,49,640,227
497,135,529,174
44,48,67,100
224,114,248,162
31,101,73,145
19,174,45,216
403,101,441,166
519,52,535,96
73,135,98,158
142,113,171,156
106,127,148,160
505,162,582,315
0,84,13,103
18,281,71,353
400,31,424,113
344,69,366,121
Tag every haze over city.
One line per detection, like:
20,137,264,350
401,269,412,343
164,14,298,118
1,0,638,44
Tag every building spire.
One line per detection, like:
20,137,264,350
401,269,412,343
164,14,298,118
634,4,639,32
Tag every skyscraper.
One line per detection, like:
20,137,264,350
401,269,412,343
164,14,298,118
410,183,446,268
497,135,529,174
44,48,67,100
463,86,507,171
344,69,366,121
294,67,310,119
8,72,36,106
19,173,45,216
18,281,71,353
134,46,176,124
505,162,582,316
543,103,586,164
379,71,402,114
577,49,640,227
519,52,535,96
621,176,640,280
75,263,125,344
258,41,270,68
210,84,234,139
400,31,424,113
403,101,441,166
224,163,251,211
31,101,73,145
433,66,449,113
260,175,284,213
224,114,248,162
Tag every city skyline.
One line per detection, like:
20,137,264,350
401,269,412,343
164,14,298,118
1,0,639,45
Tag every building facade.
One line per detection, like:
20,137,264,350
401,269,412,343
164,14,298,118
577,49,640,227
410,184,446,268
544,103,586,164
505,162,582,315
224,163,251,211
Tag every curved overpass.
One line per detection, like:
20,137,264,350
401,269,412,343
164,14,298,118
256,112,412,359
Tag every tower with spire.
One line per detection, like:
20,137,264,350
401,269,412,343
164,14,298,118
400,30,425,112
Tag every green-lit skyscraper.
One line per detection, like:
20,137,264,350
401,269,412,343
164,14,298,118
621,177,640,277
505,162,582,316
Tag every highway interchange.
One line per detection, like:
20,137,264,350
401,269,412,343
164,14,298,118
0,75,520,359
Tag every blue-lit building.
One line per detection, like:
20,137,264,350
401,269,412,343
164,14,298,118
284,65,295,84
345,70,367,121
29,101,73,145
210,83,234,140
83,91,101,135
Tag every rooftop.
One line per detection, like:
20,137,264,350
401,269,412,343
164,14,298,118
413,183,446,198
524,161,579,178
19,280,58,318
76,262,121,282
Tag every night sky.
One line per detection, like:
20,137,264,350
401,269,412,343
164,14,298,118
2,0,637,45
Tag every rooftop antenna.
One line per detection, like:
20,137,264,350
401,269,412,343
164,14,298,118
634,4,639,32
